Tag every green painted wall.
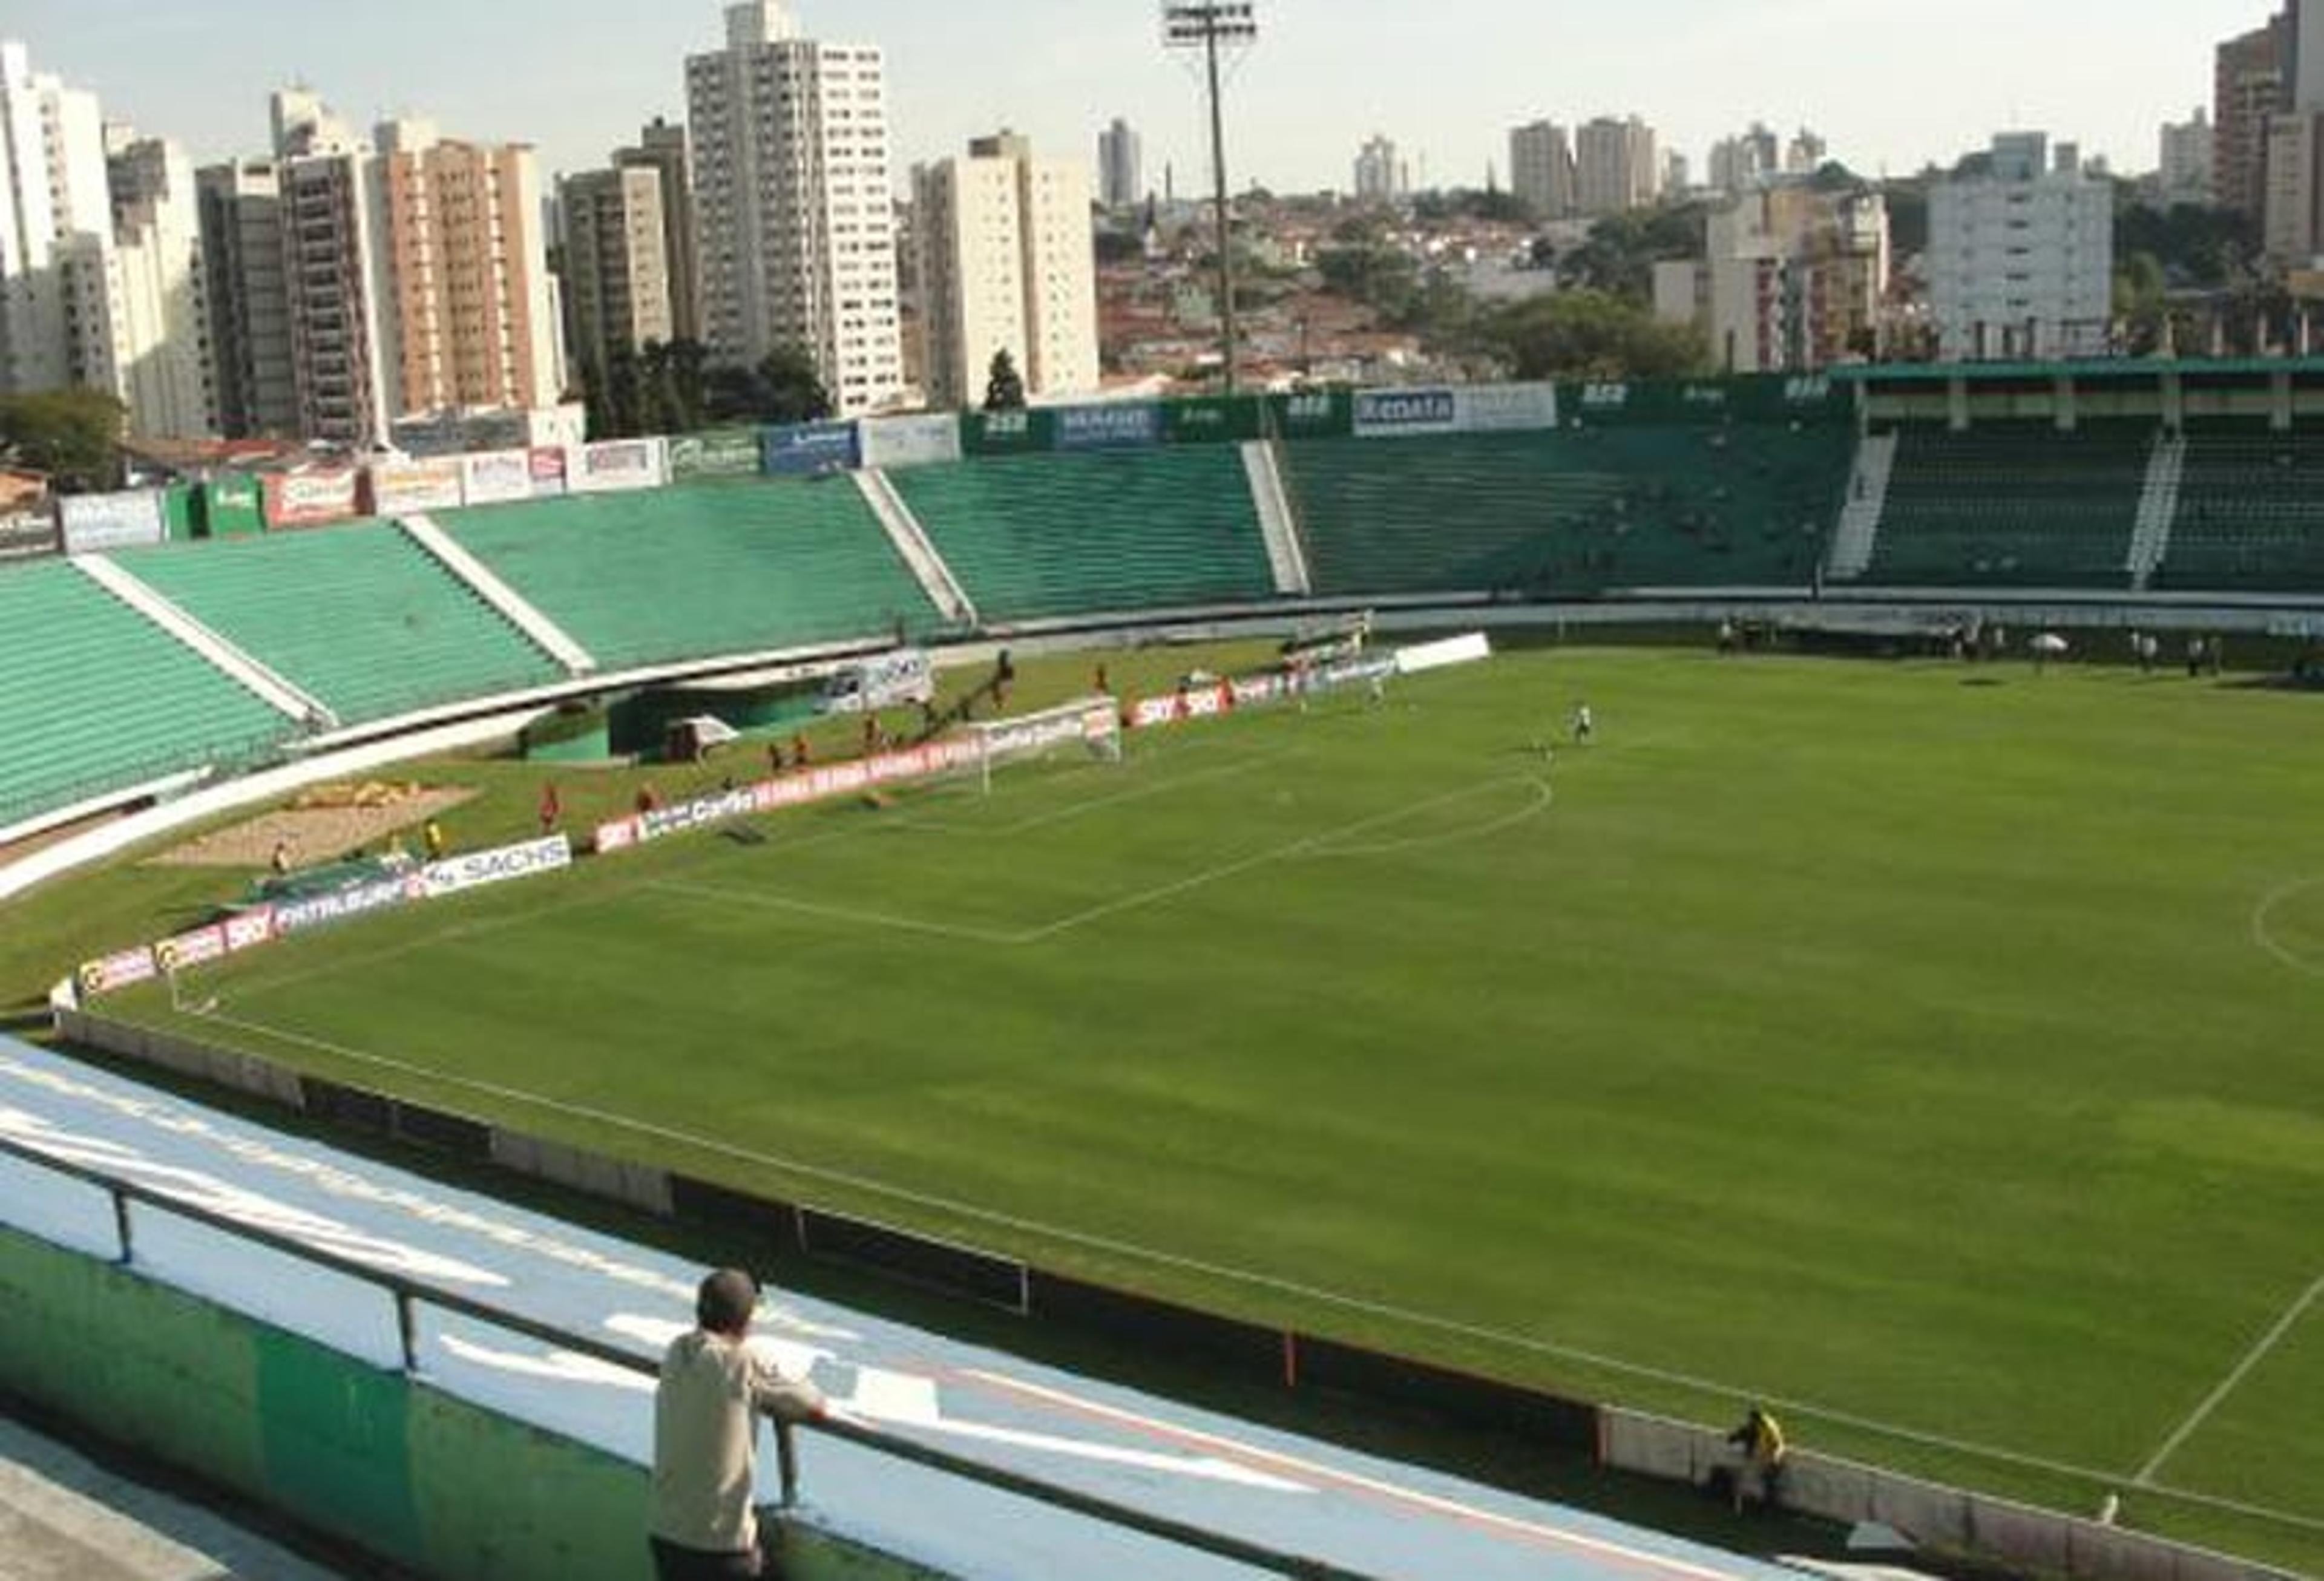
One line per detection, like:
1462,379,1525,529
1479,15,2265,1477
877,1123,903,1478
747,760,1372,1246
0,1226,953,1581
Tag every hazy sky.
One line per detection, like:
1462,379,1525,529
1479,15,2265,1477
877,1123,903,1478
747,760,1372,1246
8,0,2263,192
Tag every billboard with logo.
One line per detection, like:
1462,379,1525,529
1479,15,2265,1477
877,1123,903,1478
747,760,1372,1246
198,474,266,538
570,438,666,495
960,407,1052,456
1054,401,1163,452
761,421,860,477
420,834,573,900
364,456,465,517
0,512,57,561
1162,396,1262,446
1265,389,1356,440
1353,384,1557,439
261,468,360,529
668,429,764,480
58,489,167,553
460,449,533,507
858,413,965,471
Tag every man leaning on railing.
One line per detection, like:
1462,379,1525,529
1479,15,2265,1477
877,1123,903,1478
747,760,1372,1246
651,1268,827,1580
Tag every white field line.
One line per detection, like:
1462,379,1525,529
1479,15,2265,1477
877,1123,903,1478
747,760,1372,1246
208,745,1286,1005
2249,876,2324,980
645,882,1025,946
1016,777,1549,943
2133,1272,2324,1486
652,775,1549,948
154,1001,2324,1536
963,1370,1749,1581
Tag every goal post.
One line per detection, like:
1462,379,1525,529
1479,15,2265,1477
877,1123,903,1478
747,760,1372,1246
960,696,1123,794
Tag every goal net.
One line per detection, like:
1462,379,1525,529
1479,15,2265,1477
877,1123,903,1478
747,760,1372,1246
959,696,1123,794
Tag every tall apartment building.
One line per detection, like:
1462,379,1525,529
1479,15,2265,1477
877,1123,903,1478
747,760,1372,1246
1353,135,1403,203
614,117,700,344
913,132,1098,410
1928,132,2113,361
105,129,213,437
1575,116,1658,215
196,159,300,437
1654,185,1889,372
2216,10,2296,219
2159,109,2216,205
1509,121,1575,219
2265,110,2324,263
686,1,905,416
559,165,674,378
1786,128,1828,175
1098,117,1142,210
375,120,561,416
279,140,398,445
0,41,123,408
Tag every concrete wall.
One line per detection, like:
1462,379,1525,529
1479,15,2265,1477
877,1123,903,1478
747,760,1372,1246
0,1223,950,1581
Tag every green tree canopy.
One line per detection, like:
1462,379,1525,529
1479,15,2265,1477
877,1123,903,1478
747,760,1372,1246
1477,290,1709,381
1554,205,1708,303
0,388,125,491
703,344,833,426
984,349,1027,411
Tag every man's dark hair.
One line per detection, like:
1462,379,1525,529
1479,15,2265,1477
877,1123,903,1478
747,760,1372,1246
697,1268,758,1334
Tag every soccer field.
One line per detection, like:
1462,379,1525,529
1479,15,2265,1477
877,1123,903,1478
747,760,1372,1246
87,646,2324,1571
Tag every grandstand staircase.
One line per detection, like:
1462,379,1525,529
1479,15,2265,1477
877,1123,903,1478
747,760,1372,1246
398,514,597,676
2128,433,2186,592
854,470,977,627
1825,433,1898,583
1242,442,1313,596
70,555,335,729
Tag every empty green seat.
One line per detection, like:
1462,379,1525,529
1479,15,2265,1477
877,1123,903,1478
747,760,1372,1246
1281,427,1846,598
891,448,1276,623
120,522,563,724
441,481,938,672
2156,433,2324,592
1865,425,2148,589
0,560,290,828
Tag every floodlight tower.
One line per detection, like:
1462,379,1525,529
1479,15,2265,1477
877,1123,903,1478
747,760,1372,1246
1163,2,1259,393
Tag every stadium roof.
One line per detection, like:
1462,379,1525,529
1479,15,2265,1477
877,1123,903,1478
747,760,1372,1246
1831,356,2324,384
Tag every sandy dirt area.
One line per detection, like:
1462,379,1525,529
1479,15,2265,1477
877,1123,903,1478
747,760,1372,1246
149,785,477,870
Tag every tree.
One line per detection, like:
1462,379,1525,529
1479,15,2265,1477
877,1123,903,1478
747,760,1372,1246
984,349,1026,411
0,388,126,491
757,344,833,425
1554,205,1707,303
641,338,709,434
1477,290,1709,381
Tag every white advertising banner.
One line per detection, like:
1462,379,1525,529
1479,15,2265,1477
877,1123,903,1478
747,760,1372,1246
59,490,166,554
367,457,466,516
421,834,573,900
459,449,535,507
570,438,669,495
858,414,965,471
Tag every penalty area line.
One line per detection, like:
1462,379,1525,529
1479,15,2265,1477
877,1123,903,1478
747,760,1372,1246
141,1000,2323,1536
2133,1271,2324,1487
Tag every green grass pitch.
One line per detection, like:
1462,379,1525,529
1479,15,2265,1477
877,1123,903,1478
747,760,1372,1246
55,645,2324,1571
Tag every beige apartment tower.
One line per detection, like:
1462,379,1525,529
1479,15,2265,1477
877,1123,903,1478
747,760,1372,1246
560,165,674,376
913,132,1099,410
376,122,560,416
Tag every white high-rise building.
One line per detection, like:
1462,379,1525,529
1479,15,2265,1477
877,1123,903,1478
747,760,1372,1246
686,0,905,416
2159,109,2215,206
106,129,214,437
1508,121,1575,219
1574,116,1658,215
1928,131,2113,361
913,133,1098,410
0,41,124,406
1098,117,1142,210
1354,135,1403,203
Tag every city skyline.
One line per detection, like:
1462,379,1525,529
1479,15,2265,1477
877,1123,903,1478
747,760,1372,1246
7,0,2269,199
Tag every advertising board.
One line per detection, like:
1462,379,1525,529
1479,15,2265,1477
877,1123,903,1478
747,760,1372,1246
1353,384,1556,438
857,414,965,471
271,876,424,937
570,439,666,495
1053,401,1162,451
460,449,534,506
668,429,764,480
261,469,360,529
365,457,465,516
58,490,166,553
419,835,573,900
760,421,860,478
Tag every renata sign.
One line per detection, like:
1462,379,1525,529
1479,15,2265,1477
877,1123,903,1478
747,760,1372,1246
1353,388,1459,436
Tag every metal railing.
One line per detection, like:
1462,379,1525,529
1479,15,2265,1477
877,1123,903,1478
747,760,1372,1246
0,1130,1374,1580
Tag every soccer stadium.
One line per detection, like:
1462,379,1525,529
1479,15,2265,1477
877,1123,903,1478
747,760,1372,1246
5,362,2324,1581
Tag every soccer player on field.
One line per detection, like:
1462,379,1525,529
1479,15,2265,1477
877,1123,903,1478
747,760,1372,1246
1572,702,1594,744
